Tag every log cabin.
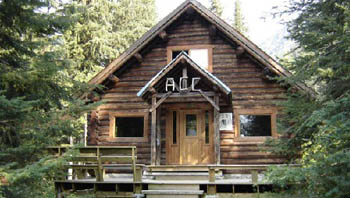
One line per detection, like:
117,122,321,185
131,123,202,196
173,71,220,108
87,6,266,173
85,0,311,166
56,0,312,197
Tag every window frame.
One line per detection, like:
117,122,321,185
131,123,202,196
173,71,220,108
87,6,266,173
234,109,278,138
109,112,149,142
167,45,213,72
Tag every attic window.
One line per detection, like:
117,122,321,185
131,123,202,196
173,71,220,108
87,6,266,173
167,45,213,72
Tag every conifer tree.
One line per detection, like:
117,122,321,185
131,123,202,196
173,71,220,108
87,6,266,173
0,0,157,196
209,0,223,17
233,0,248,35
0,0,95,197
62,0,156,80
266,1,350,197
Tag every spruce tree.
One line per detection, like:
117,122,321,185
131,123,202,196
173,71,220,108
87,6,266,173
0,0,157,197
265,1,350,197
0,0,96,197
209,0,223,17
62,0,156,81
233,0,248,35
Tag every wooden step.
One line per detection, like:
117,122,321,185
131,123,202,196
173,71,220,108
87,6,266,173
148,183,199,190
142,189,204,198
147,165,210,172
142,190,203,194
146,172,210,181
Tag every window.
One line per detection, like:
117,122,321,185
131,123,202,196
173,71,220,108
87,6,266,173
240,115,271,136
167,45,213,72
115,117,143,137
109,112,148,142
172,111,177,144
234,109,277,137
205,110,209,144
186,114,197,136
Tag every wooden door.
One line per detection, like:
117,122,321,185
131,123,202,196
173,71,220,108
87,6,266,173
166,109,214,165
180,110,201,165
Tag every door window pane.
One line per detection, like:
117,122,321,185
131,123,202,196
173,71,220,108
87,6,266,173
186,114,197,136
173,111,177,144
205,111,209,144
240,115,271,136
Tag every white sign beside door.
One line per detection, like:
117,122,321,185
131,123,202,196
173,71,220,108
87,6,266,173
219,113,233,131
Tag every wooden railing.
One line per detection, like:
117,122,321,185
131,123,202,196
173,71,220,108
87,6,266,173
48,146,143,182
207,164,300,195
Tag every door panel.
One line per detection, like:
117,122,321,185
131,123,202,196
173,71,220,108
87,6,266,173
181,111,201,165
166,111,180,164
166,108,214,165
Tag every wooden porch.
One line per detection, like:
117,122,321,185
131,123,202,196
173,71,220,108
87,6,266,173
55,164,282,198
50,146,295,197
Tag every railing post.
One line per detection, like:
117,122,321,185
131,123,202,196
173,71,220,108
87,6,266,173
251,170,258,184
208,166,217,195
97,147,103,181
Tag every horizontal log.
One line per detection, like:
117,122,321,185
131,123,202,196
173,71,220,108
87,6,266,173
213,54,237,59
220,133,235,139
122,70,158,77
102,97,144,103
102,93,138,99
233,93,287,100
220,146,262,152
213,48,236,54
167,39,212,46
221,158,285,165
98,104,150,111
215,72,263,79
168,31,209,39
221,152,277,159
169,27,208,34
214,67,261,73
230,87,286,94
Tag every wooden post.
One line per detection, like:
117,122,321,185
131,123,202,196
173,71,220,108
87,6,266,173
151,94,157,165
209,167,216,182
214,95,220,165
55,183,62,198
252,170,258,184
96,147,103,181
156,107,161,165
132,147,137,181
133,166,143,194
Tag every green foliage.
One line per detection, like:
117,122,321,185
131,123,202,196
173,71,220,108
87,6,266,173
266,1,350,197
209,0,223,17
62,0,156,81
233,0,248,35
0,0,156,196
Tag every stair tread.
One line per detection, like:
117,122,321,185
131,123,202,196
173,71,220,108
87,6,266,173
145,172,210,176
142,190,204,195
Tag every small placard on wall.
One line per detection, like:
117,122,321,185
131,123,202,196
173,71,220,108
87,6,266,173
219,113,233,131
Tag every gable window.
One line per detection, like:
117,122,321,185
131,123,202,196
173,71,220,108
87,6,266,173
234,109,277,137
167,45,213,72
109,112,148,142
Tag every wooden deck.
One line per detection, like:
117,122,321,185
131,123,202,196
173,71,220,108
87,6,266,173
54,164,298,197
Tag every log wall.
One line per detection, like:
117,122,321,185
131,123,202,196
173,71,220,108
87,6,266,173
88,13,287,165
